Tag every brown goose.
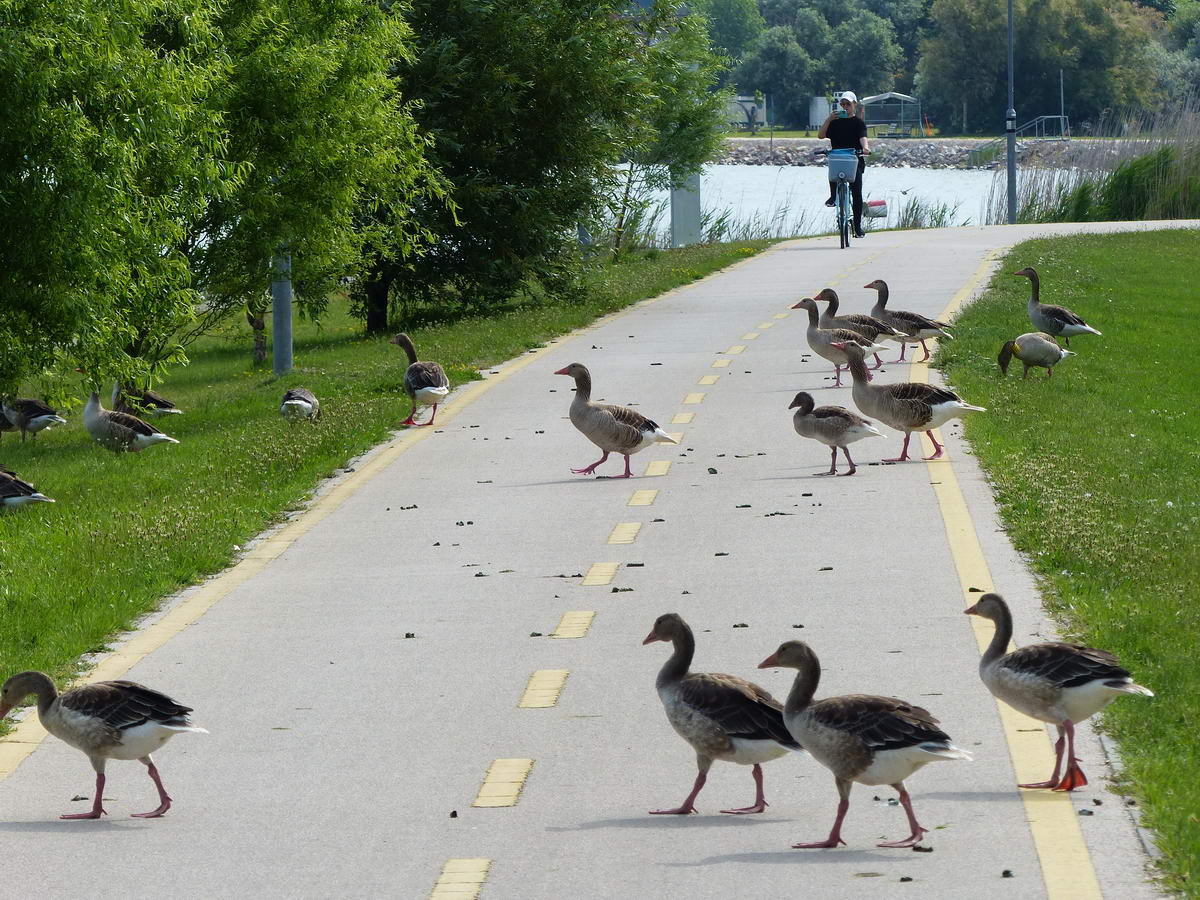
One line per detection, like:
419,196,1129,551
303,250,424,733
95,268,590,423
1,466,55,507
112,383,182,417
759,641,970,849
835,342,984,461
791,298,887,388
0,671,207,819
965,593,1152,791
789,391,882,476
83,392,179,452
390,333,450,426
813,287,902,370
998,332,1075,378
280,387,321,421
2,398,67,442
1015,267,1101,346
555,362,677,478
0,408,15,440
645,614,801,815
864,279,954,362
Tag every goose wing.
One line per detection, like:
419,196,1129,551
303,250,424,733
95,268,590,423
282,388,317,405
1041,303,1088,328
678,672,801,748
881,382,961,427
9,398,56,419
61,680,195,730
405,361,450,391
1000,642,1130,688
810,694,952,752
592,403,659,451
105,409,160,437
888,309,950,334
0,470,39,500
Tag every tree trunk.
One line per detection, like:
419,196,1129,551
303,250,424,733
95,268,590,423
962,99,968,134
246,309,266,365
362,271,394,335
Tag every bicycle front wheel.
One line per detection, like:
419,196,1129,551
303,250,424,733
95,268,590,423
838,181,851,249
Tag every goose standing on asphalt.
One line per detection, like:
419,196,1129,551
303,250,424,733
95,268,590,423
0,671,207,819
965,593,1152,791
1014,267,1102,346
84,391,179,452
813,287,902,370
759,640,971,849
280,387,321,421
835,342,984,461
864,279,954,363
0,467,55,507
792,298,887,388
555,362,677,478
789,391,881,476
644,614,801,815
112,383,182,417
2,398,67,442
390,333,450,426
998,333,1075,378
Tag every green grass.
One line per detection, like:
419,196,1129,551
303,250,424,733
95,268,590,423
0,241,769,699
937,229,1200,894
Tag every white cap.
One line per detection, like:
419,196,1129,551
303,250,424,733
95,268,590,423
839,91,858,104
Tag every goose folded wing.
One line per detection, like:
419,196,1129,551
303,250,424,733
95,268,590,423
0,471,38,498
594,404,657,449
890,309,947,333
13,398,55,418
830,327,877,347
406,361,450,391
1000,643,1129,688
812,694,951,752
1044,304,1088,327
107,410,160,436
62,681,194,730
282,388,316,405
678,673,801,748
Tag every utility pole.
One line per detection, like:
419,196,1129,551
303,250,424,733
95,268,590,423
271,250,293,376
1006,0,1017,224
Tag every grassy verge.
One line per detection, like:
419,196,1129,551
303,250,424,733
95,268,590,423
0,241,770,703
937,229,1200,894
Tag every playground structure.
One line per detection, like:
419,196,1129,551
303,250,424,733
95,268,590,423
860,92,925,138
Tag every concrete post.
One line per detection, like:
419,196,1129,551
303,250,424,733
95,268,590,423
670,173,702,248
1006,0,1017,225
271,251,293,376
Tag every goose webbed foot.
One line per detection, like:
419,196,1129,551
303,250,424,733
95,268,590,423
878,827,928,849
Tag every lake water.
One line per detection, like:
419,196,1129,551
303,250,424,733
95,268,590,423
647,164,1003,238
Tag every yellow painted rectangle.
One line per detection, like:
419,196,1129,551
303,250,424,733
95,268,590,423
773,312,790,319
552,610,595,638
607,522,641,544
629,490,660,508
671,412,694,424
518,670,569,708
711,358,731,368
683,393,705,404
757,322,775,329
697,375,720,385
472,757,533,808
581,562,619,585
641,462,669,478
431,859,492,899
725,345,746,354
742,333,759,340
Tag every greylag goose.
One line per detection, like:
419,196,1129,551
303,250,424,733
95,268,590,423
864,279,954,363
998,332,1075,378
112,383,182,417
835,342,984,461
789,391,881,476
759,640,970,848
2,398,67,442
0,671,207,819
1,467,55,507
791,298,887,388
555,363,677,478
390,333,450,426
1014,267,1101,346
280,387,321,421
965,593,1152,791
813,288,902,370
0,408,15,440
644,614,801,815
84,392,179,452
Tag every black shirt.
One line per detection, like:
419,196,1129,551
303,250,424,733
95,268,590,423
826,116,867,151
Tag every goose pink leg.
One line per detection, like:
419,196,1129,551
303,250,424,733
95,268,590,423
400,403,419,426
721,764,770,815
650,770,706,815
1021,727,1066,789
893,341,909,363
919,339,933,361
1053,721,1089,791
794,796,849,848
571,452,610,475
61,772,107,820
870,353,885,371
884,432,914,463
877,784,928,848
419,404,440,426
923,430,946,460
838,448,857,476
131,758,173,818
817,446,839,476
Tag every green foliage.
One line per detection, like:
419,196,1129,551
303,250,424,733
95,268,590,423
691,0,765,60
826,10,903,95
734,26,818,125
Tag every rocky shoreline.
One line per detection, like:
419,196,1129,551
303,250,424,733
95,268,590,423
717,137,1094,169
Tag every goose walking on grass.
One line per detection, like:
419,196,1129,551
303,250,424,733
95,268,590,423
813,288,903,370
0,672,207,819
965,593,1152,791
84,392,179,452
864,279,954,363
112,383,182,417
835,342,984,462
555,362,677,478
280,388,321,422
792,298,887,388
2,398,67,443
998,333,1075,379
644,614,801,815
390,333,450,426
789,391,881,476
1015,267,1102,346
758,641,970,849
0,408,15,441
0,467,54,507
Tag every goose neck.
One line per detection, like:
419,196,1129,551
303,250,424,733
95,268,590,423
397,336,418,366
657,625,695,688
571,369,592,402
981,605,1013,668
1026,271,1041,305
783,656,819,718
802,303,820,329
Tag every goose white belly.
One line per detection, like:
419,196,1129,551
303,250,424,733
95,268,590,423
855,745,957,786
413,385,449,407
726,737,791,765
926,400,974,430
281,400,315,420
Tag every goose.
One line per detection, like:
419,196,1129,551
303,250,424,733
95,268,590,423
0,671,207,819
965,593,1152,791
2,398,67,442
0,408,14,440
791,298,887,388
390,333,450,426
112,383,182,417
1014,267,1101,346
813,288,903,370
834,342,984,461
280,387,321,421
758,640,970,849
83,391,179,452
0,466,55,507
998,332,1075,378
864,279,954,363
644,613,801,815
788,391,882,476
555,362,677,478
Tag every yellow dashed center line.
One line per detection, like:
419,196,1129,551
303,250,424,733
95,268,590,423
671,412,694,424
552,610,595,639
431,859,492,899
773,312,789,319
742,333,759,340
581,562,619,585
638,461,668,480
697,375,720,385
711,358,732,368
757,322,775,330
665,432,683,443
518,670,569,708
473,758,533,807
725,345,746,354
683,393,705,404
607,522,641,544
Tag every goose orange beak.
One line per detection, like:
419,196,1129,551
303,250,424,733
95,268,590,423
829,341,847,350
963,604,979,615
757,652,780,669
553,366,570,376
642,629,661,645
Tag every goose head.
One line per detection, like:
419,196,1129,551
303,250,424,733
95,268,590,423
812,288,839,308
829,342,866,362
757,640,817,671
963,592,1008,620
1012,267,1037,279
790,298,818,313
0,671,56,719
788,392,815,414
643,612,686,645
553,362,588,379
863,279,887,292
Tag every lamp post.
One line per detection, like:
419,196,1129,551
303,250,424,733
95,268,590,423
1006,0,1017,224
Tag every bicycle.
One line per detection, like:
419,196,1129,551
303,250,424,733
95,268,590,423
817,148,864,249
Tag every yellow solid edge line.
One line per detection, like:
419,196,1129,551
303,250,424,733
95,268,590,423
607,522,641,544
581,562,619,586
551,610,595,639
683,393,705,404
915,248,1103,900
711,358,731,368
671,412,694,424
431,859,492,900
629,487,660,504
518,670,569,708
697,375,719,385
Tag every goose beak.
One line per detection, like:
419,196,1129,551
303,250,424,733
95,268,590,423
642,629,661,645
757,652,780,669
829,341,847,350
553,366,570,376
790,301,804,309
963,604,979,616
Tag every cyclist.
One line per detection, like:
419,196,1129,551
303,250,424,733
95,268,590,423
818,91,870,238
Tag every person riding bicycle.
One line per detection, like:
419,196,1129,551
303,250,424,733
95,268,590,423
818,91,870,238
